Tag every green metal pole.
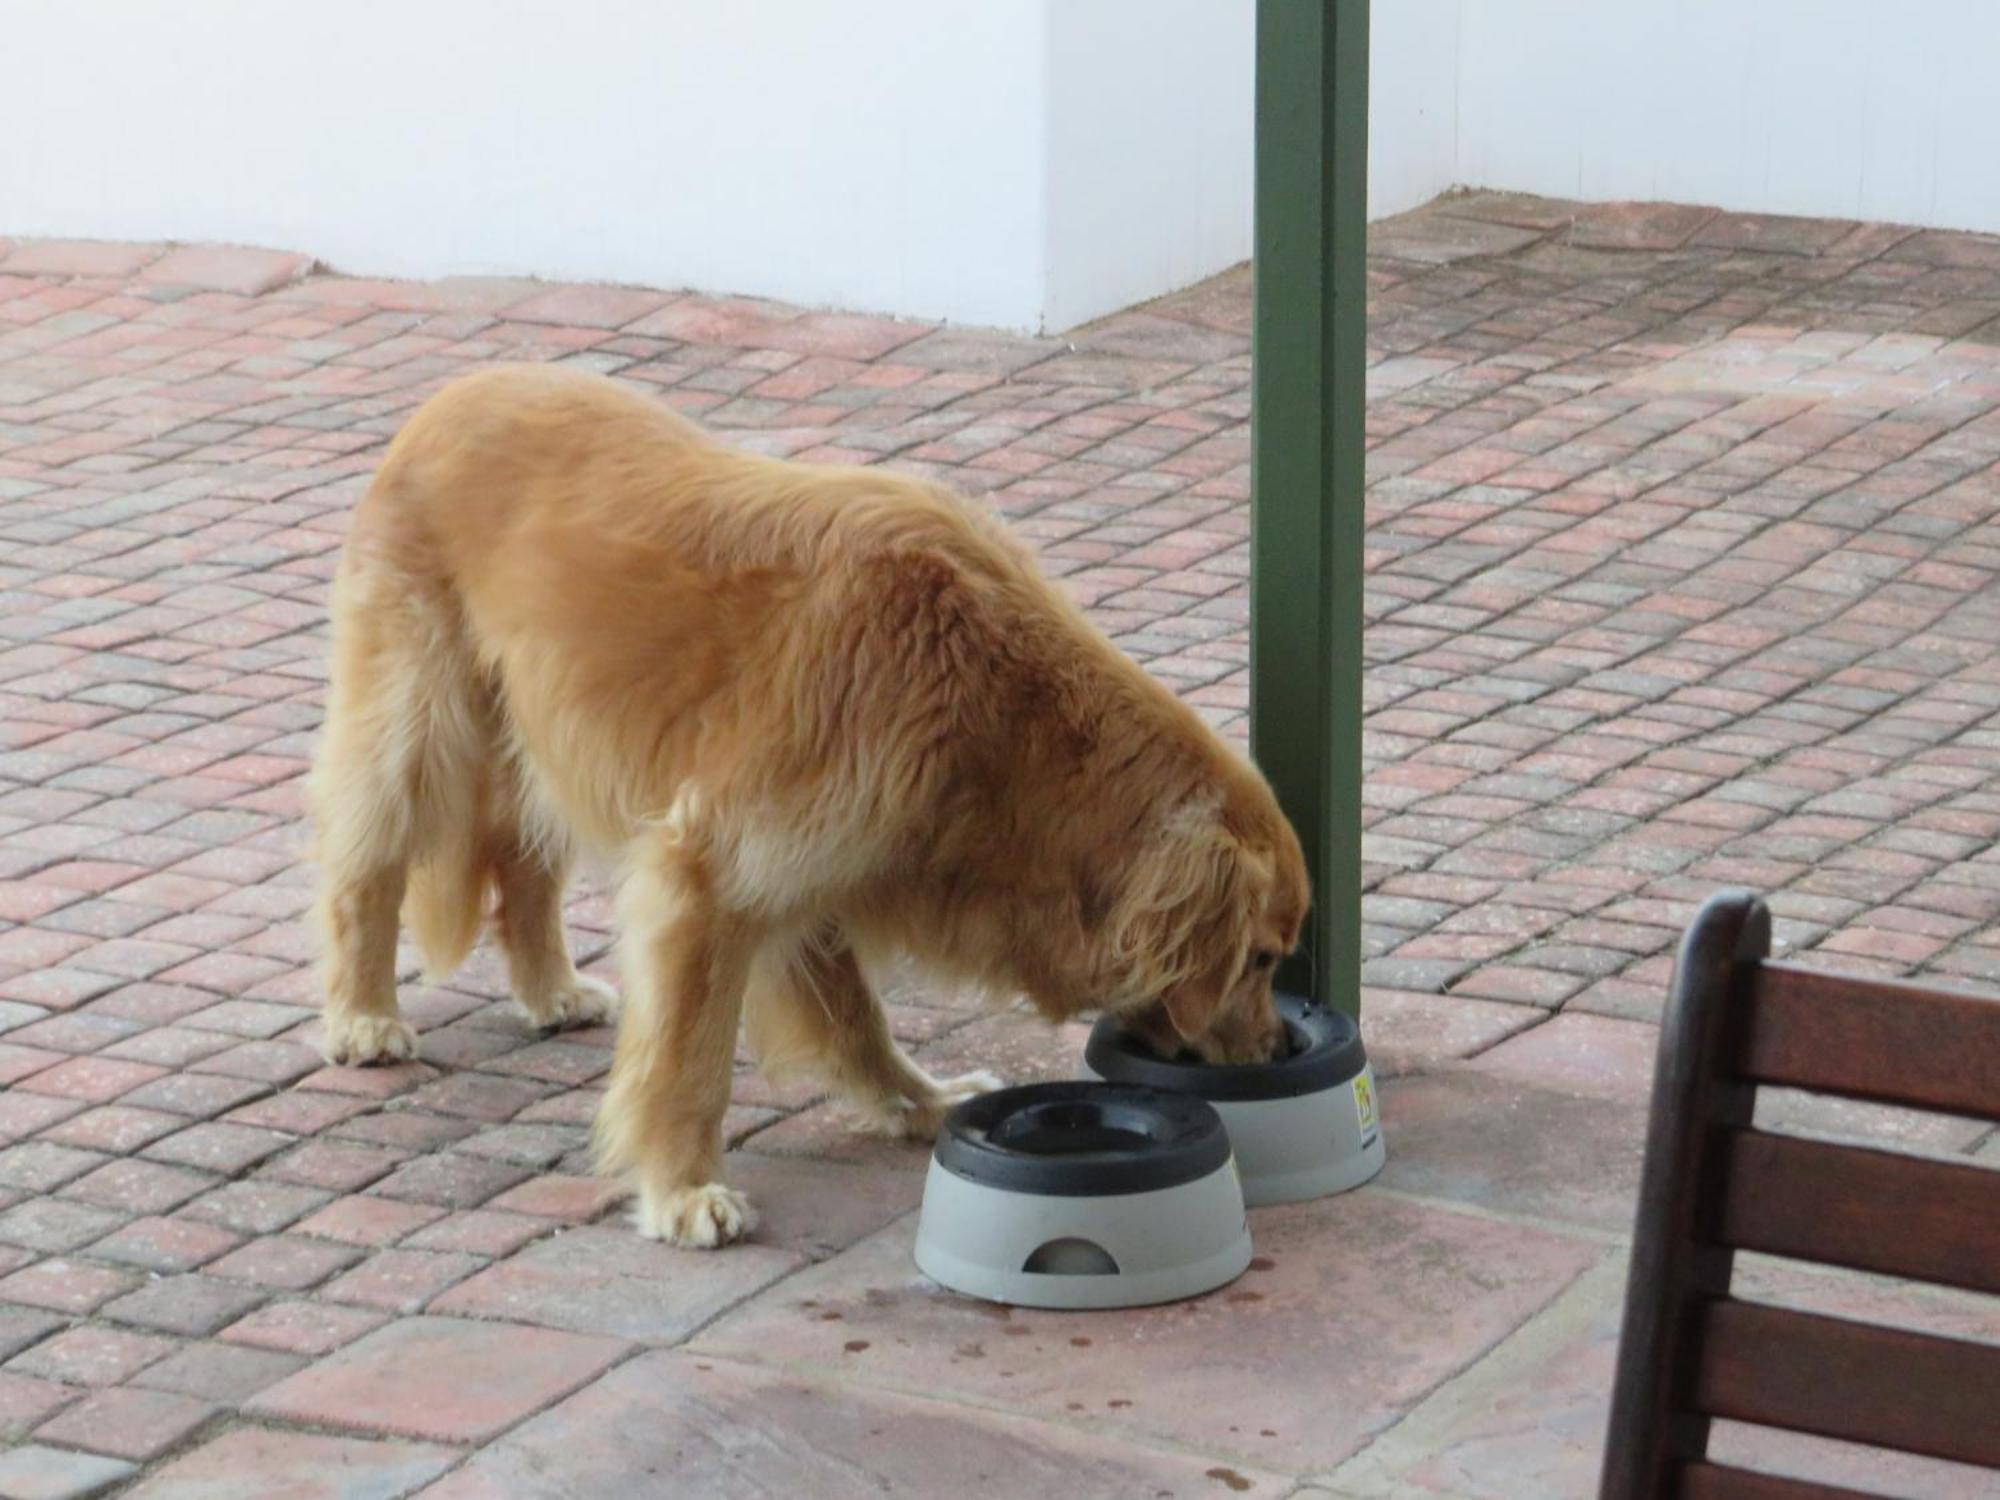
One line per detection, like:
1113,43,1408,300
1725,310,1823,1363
1250,0,1369,1016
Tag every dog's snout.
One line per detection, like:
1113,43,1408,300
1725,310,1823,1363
1257,1003,1287,1059
1243,1002,1286,1064
1195,990,1284,1066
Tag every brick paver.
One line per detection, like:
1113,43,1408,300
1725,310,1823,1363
2,199,1998,1493
431,1353,1295,1500
27,1386,216,1462
693,1192,1601,1475
244,1316,626,1444
0,1443,134,1500
121,1429,454,1500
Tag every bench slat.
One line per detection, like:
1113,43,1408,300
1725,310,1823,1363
1719,1129,2000,1295
1678,1459,1889,1500
1741,965,2000,1122
1696,1301,2000,1470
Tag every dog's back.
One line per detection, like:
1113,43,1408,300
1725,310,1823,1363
365,363,1024,606
320,365,1087,937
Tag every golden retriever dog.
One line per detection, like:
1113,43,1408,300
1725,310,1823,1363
311,364,1307,1247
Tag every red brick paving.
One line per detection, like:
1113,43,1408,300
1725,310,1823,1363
121,1429,454,1500
0,1371,78,1442
0,1443,135,1498
244,1316,625,1444
1,199,1998,1494
5,1324,174,1388
428,1353,1297,1500
28,1385,216,1462
692,1192,1602,1476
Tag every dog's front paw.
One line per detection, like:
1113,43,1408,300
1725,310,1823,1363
895,1069,1006,1141
633,1181,756,1249
937,1068,1005,1105
523,973,620,1031
321,1012,418,1066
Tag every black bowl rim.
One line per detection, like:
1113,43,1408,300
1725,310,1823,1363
934,1080,1232,1198
1084,992,1367,1101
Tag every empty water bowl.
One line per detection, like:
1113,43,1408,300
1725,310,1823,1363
913,1081,1252,1310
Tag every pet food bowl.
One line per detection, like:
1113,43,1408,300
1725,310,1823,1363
913,1081,1252,1310
1084,992,1385,1207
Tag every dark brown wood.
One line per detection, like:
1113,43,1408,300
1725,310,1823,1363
1741,964,2000,1121
1600,891,1769,1500
1678,1461,1888,1500
1695,1300,2000,1471
1600,893,2000,1500
1718,1129,2000,1295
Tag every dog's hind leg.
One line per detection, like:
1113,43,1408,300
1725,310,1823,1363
746,924,1002,1142
596,826,761,1248
487,801,618,1031
312,567,485,1066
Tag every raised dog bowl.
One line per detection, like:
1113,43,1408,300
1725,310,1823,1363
1084,992,1385,1207
913,1081,1251,1310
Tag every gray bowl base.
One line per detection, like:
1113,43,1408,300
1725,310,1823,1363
913,1155,1251,1310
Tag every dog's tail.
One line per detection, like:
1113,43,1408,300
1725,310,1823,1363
400,719,512,983
403,814,491,983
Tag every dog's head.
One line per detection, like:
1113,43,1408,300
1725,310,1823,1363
1103,786,1309,1066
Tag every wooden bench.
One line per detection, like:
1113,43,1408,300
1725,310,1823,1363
1598,890,2000,1500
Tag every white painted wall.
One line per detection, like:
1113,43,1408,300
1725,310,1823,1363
1374,0,2000,234
1,0,1050,328
1043,1,1254,333
0,0,1256,333
1367,0,1462,221
8,2,1991,334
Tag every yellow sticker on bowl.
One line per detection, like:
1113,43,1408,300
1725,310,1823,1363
1351,1073,1377,1132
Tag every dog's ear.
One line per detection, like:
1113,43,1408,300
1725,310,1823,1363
1103,805,1253,1045
1154,903,1246,1045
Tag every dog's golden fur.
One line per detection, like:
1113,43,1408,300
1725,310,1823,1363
311,365,1307,1246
